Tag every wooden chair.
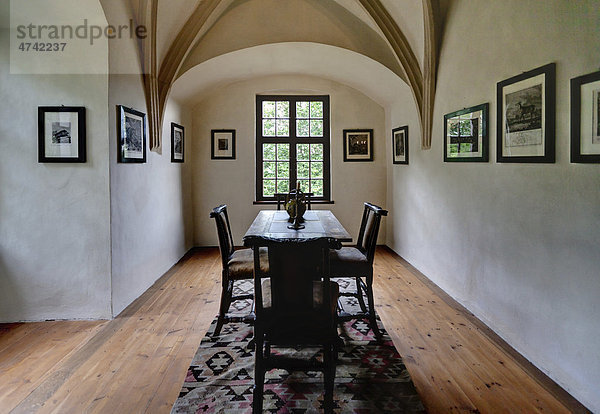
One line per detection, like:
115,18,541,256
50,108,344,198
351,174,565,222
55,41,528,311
209,205,268,336
248,236,341,413
330,202,388,340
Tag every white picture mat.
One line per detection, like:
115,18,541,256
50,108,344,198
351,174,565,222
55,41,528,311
580,79,600,154
446,110,483,158
501,73,546,157
213,132,233,157
44,111,79,157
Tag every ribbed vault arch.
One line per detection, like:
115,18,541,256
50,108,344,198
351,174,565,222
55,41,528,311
129,0,441,151
170,42,406,107
177,0,406,82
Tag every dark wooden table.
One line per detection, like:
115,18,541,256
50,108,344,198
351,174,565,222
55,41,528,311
243,210,352,245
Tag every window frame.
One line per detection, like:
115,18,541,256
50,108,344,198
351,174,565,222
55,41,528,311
255,95,331,202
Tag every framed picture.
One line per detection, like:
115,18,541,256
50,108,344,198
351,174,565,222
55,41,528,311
444,103,489,162
392,125,408,164
171,122,184,163
211,129,236,159
117,105,146,163
343,129,373,161
38,106,86,163
497,63,555,163
571,70,600,163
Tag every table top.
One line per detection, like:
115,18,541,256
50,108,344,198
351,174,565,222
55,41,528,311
243,210,352,245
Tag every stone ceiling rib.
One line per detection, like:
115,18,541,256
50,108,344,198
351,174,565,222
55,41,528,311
137,0,441,151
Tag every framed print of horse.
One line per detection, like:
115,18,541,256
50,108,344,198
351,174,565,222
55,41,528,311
497,63,555,163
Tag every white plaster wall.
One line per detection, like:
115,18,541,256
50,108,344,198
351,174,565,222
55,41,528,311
172,43,405,109
387,1,600,411
108,77,193,317
191,75,387,247
105,0,193,317
0,7,112,321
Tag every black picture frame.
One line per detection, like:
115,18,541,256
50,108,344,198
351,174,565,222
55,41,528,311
117,105,146,163
343,129,373,161
444,103,489,162
38,106,86,163
171,122,184,163
570,70,600,163
392,125,408,164
211,129,236,160
497,63,555,163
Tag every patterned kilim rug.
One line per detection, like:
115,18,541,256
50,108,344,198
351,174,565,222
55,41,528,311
171,278,424,413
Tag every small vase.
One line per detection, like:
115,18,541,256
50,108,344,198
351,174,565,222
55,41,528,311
285,198,306,222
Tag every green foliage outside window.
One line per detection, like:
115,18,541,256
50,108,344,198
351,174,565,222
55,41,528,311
263,143,276,160
310,101,323,118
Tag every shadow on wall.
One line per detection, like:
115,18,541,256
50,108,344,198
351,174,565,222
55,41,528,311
180,162,194,250
0,252,25,323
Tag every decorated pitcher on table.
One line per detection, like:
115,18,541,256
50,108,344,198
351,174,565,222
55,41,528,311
285,182,307,223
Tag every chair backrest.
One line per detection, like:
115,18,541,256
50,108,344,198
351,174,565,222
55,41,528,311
209,205,235,268
355,202,388,264
248,236,341,321
275,193,286,210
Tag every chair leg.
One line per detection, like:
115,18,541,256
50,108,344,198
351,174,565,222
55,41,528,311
214,277,233,337
323,344,336,413
365,274,382,341
253,334,265,414
355,277,367,313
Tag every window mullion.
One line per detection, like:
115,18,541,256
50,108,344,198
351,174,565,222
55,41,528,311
274,142,279,185
322,96,330,201
289,98,298,190
256,97,264,199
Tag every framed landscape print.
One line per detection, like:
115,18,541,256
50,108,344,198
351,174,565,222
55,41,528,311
211,129,236,159
343,129,373,161
444,103,489,162
497,63,555,163
171,122,184,163
392,125,408,164
570,70,600,163
117,105,146,163
38,106,86,163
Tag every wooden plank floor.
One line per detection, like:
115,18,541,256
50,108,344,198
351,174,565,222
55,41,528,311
0,247,588,413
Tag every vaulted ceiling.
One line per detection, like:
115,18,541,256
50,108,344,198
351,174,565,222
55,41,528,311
102,0,446,150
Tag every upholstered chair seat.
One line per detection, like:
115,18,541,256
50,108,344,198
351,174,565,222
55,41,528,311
329,247,370,275
227,247,268,280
